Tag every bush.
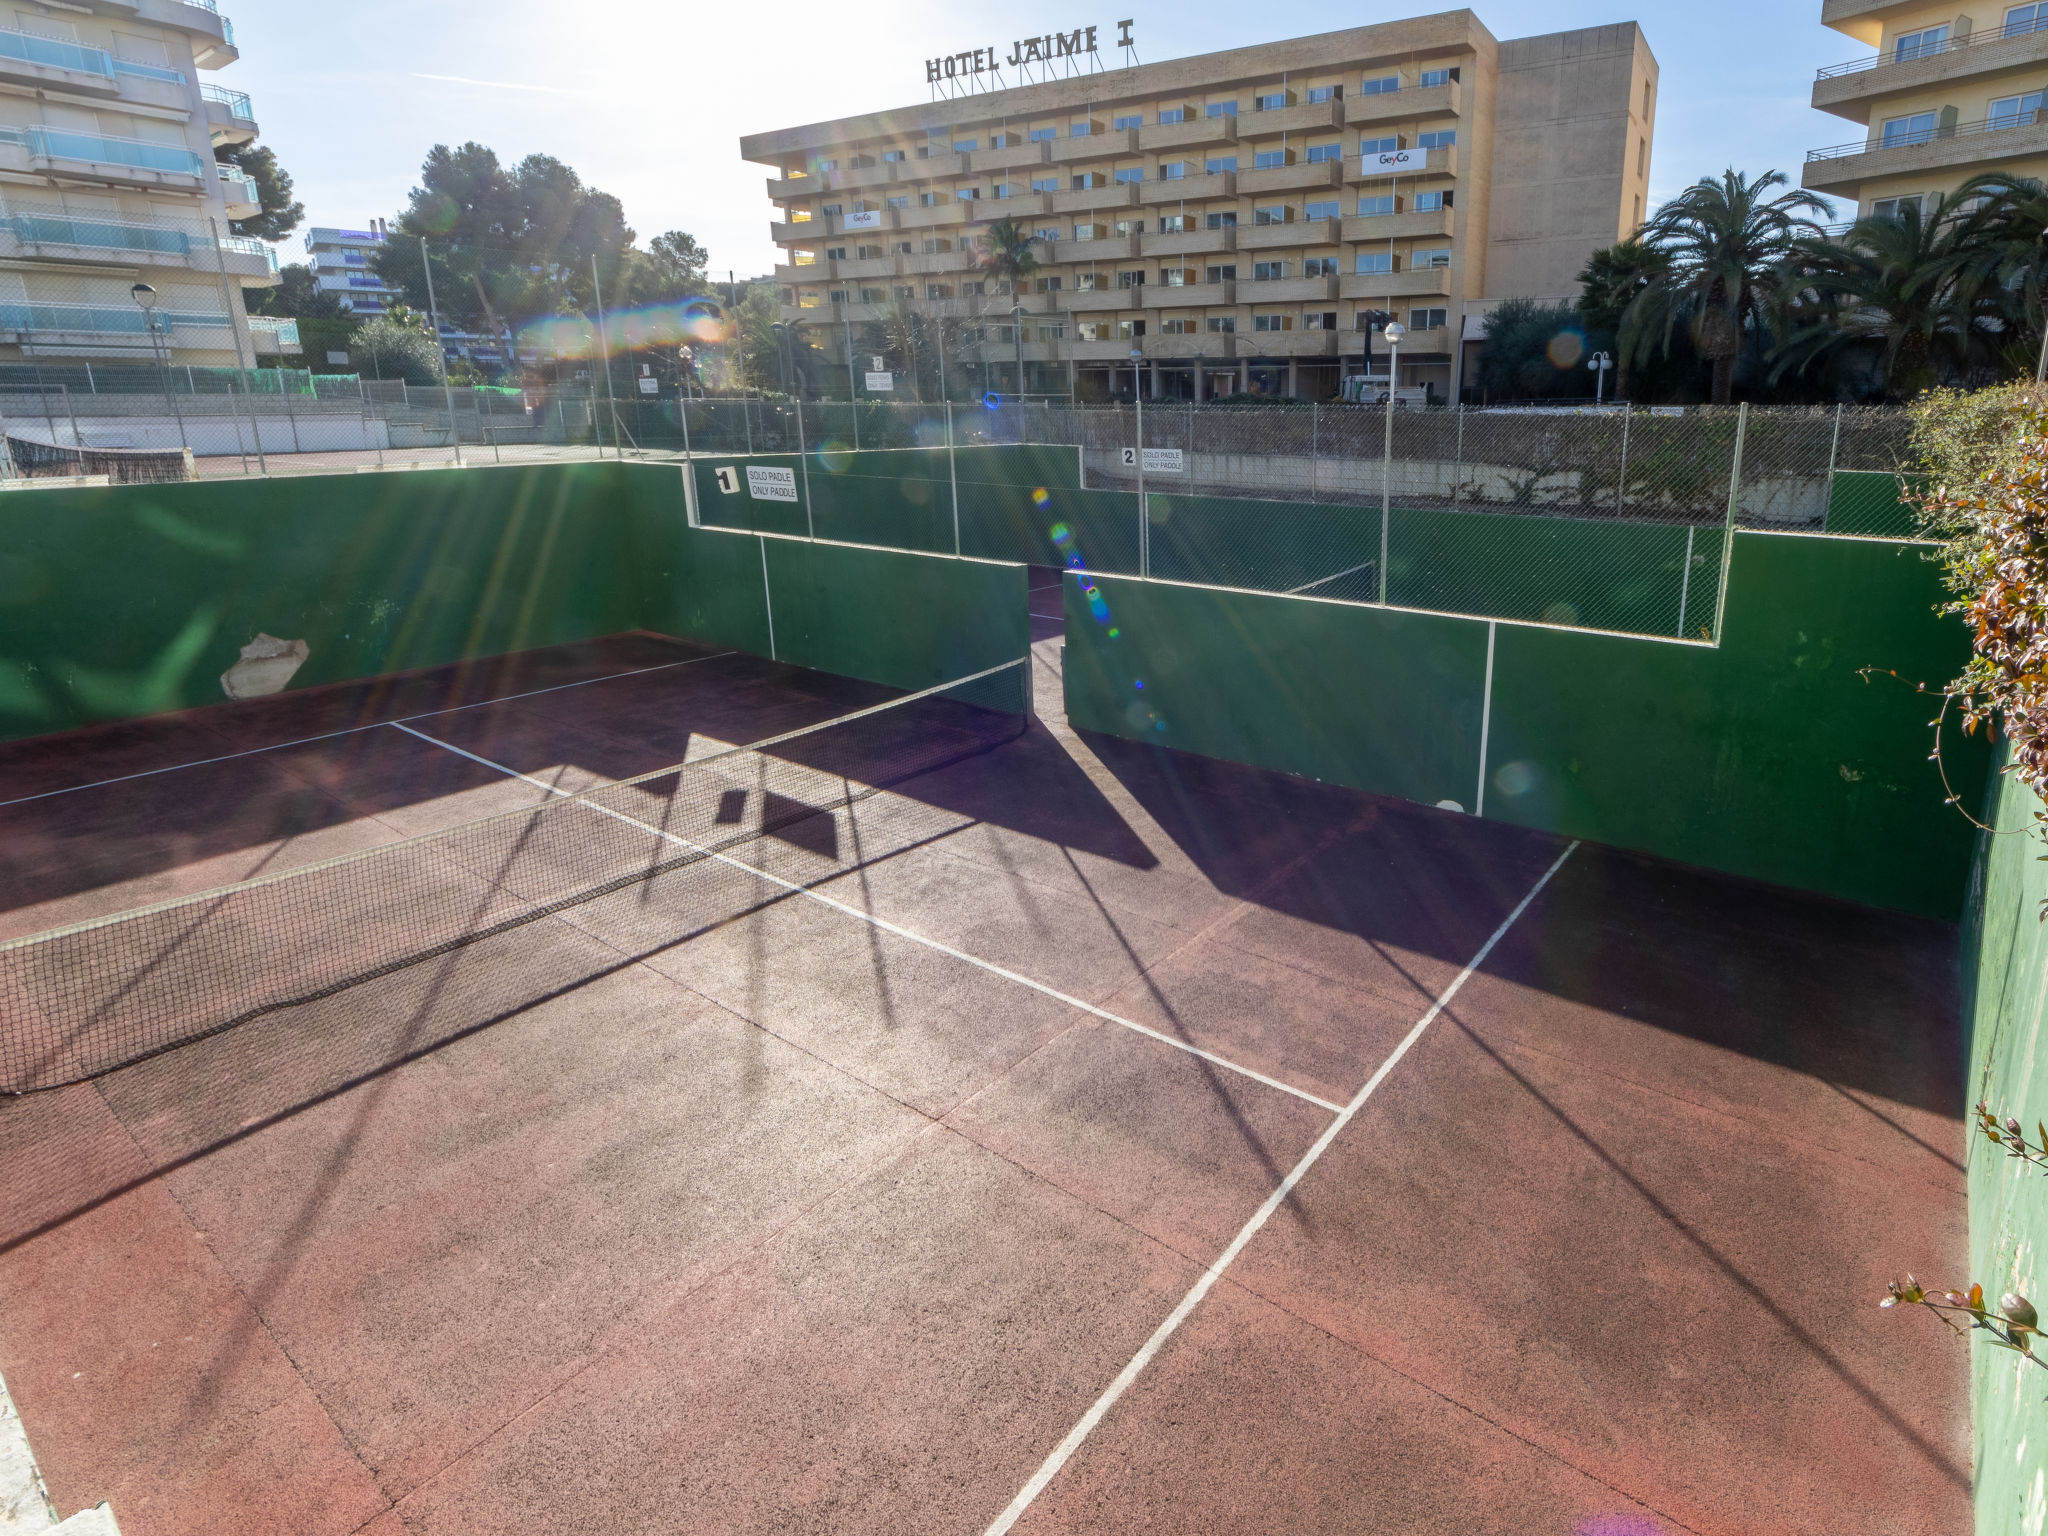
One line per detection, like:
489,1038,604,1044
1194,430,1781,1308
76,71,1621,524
348,316,444,386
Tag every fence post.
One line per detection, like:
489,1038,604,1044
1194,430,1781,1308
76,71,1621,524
1378,401,1393,604
1452,402,1464,507
1309,399,1318,504
946,398,961,556
1614,408,1630,516
795,395,813,539
419,236,462,466
1711,401,1749,644
679,390,693,461
1186,396,1196,498
59,383,80,455
1135,393,1148,578
1824,400,1843,529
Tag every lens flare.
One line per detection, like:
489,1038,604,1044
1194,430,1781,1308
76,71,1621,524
1050,521,1073,547
516,296,735,360
1032,486,1052,509
814,440,853,473
1545,328,1587,369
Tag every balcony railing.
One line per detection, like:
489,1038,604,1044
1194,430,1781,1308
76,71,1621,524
217,164,259,201
201,84,253,122
1815,13,2048,79
0,125,206,175
0,302,227,336
3,214,279,269
1807,107,2046,159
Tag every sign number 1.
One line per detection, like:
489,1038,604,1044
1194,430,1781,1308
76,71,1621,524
714,466,741,494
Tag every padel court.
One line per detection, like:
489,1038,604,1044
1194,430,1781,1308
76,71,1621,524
0,463,1977,1535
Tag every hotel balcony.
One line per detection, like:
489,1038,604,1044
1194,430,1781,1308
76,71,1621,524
217,163,260,216
1065,288,1139,313
1049,129,1137,163
1235,218,1339,252
898,249,976,276
1142,333,1236,360
1238,159,1344,196
1240,99,1342,139
1242,274,1340,303
1345,145,1459,182
1385,323,1452,355
201,83,256,145
0,299,234,356
161,0,237,69
1346,79,1462,127
1811,19,2048,121
982,192,1050,217
1,213,277,279
1154,280,1235,308
1339,207,1456,243
0,126,207,193
1046,183,1139,214
895,200,972,231
1803,109,2048,194
1136,116,1237,153
1819,0,1930,46
1140,226,1237,257
1060,233,1141,259
1139,171,1235,205
0,26,123,96
1337,267,1454,299
1239,330,1339,358
969,140,1052,174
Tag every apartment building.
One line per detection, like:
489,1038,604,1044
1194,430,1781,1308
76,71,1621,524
1803,0,2048,218
306,221,400,316
742,13,1657,401
0,0,275,370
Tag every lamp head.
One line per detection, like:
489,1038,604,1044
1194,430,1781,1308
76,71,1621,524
1383,320,1406,344
130,282,156,304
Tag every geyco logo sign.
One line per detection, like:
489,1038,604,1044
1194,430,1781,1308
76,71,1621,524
927,20,1132,83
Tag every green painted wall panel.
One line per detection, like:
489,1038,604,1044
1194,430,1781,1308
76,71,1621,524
0,462,643,740
1061,574,1488,810
1827,469,1922,538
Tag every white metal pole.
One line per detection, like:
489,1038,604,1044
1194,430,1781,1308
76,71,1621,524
419,237,462,466
591,253,622,458
947,398,961,556
1379,340,1398,603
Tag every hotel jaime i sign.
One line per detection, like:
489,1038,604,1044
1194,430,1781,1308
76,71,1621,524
926,20,1133,91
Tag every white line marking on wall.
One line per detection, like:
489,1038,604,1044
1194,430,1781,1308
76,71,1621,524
979,839,1579,1535
1285,559,1377,597
759,535,777,661
1474,620,1496,819
395,723,1342,1114
0,652,740,810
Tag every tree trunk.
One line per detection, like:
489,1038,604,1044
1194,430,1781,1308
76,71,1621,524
1710,350,1735,404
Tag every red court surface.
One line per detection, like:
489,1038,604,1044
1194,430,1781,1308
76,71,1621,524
0,607,1970,1536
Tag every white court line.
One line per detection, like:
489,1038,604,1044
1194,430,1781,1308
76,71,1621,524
1286,559,1376,597
981,838,1579,1536
394,722,1344,1114
0,650,740,810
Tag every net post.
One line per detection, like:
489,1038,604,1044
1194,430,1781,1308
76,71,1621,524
946,398,961,557
1711,402,1748,645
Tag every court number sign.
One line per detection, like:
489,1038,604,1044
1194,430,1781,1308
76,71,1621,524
714,466,742,494
1120,446,1184,474
746,465,801,502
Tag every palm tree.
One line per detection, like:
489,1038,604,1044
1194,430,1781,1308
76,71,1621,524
976,216,1041,295
1577,238,1671,397
1622,169,1831,403
1947,173,2048,376
1768,195,1975,397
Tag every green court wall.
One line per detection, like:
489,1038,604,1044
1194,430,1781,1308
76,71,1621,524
1827,469,1922,538
1065,531,1986,918
1959,757,2048,1536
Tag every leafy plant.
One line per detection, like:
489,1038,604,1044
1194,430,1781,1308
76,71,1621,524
1881,1277,2045,1372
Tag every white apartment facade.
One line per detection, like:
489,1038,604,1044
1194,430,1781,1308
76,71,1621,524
306,220,399,316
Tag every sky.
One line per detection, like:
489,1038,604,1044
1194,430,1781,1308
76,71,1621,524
225,0,1862,276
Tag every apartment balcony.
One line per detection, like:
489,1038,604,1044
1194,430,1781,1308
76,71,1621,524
1803,109,2048,194
157,0,237,68
895,200,972,231
1155,280,1234,309
1140,227,1237,257
981,191,1050,217
1140,171,1235,206
1811,20,2048,122
1243,274,1339,303
216,162,259,215
1050,129,1136,163
0,213,276,278
247,314,299,355
1236,217,1339,252
1241,100,1342,139
202,83,256,144
1239,329,1339,358
1065,288,1140,313
1046,183,1139,214
1385,324,1452,355
1345,145,1458,182
1345,79,1463,127
1340,207,1456,243
817,161,899,193
900,249,975,275
0,300,230,355
1143,333,1235,360
1819,0,1926,47
1337,267,1454,299
829,255,895,279
0,26,122,96
1136,116,1237,153
0,126,208,192
1060,232,1140,259
969,140,1052,173
1239,159,1344,197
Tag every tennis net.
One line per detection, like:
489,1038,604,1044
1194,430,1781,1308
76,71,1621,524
0,657,1031,1094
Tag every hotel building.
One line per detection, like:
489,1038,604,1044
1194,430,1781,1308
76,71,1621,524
1803,0,2048,219
742,12,1657,401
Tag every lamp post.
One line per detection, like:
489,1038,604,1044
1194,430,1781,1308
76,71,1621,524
1588,349,1614,405
1378,320,1405,605
131,282,186,454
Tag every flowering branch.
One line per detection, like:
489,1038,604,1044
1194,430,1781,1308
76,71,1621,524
1978,1101,2048,1172
1881,1276,2047,1373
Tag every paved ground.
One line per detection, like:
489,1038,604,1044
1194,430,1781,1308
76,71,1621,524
0,581,1971,1535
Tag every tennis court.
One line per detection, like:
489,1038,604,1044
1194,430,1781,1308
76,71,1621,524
0,608,1968,1536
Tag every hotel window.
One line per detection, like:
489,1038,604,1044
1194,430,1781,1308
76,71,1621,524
1029,127,1057,141
964,281,985,296
825,246,847,260
1115,112,1143,129
1419,67,1457,87
1355,251,1395,274
1408,307,1449,330
1039,275,1063,291
821,204,842,216
815,158,839,172
953,139,977,151
791,209,812,222
793,249,817,265
1115,218,1146,235
887,195,909,208
1306,142,1343,163
1040,323,1065,339
1205,264,1237,281
1206,155,1238,173
956,187,980,200
1306,85,1339,104
1359,74,1399,95
1074,222,1107,240
1360,136,1400,156
894,285,914,299
1881,110,1939,147
1032,175,1059,192
894,241,913,254
1206,315,1236,332
1870,194,1926,219
1205,211,1238,229
1357,194,1395,216
2007,2,2048,36
1893,23,1950,59
856,244,882,259
920,192,939,207
1303,257,1339,277
1075,272,1102,289
830,290,845,303
1158,213,1189,232
1159,106,1189,122
1305,199,1340,220
1206,100,1238,117
849,154,875,169
993,325,1016,343
923,238,952,252
1414,189,1451,211
882,149,905,162
1115,167,1145,183
1253,149,1291,169
1077,320,1108,340
1160,267,1190,286
1256,92,1288,110
860,287,885,302
926,284,952,299
1415,247,1451,268
1990,91,2046,129
1253,205,1293,225
991,183,1014,199
1118,269,1146,288
1160,317,1194,334
988,132,1017,148
1034,226,1060,241
1252,261,1288,280
1072,171,1106,188
1304,311,1338,330
1417,129,1456,149
1253,314,1293,331
1071,121,1094,136
1159,161,1188,180
1117,319,1145,338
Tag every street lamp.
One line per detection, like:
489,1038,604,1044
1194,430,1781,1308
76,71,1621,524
1588,349,1614,405
131,282,185,451
1377,321,1405,606
1381,319,1406,403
